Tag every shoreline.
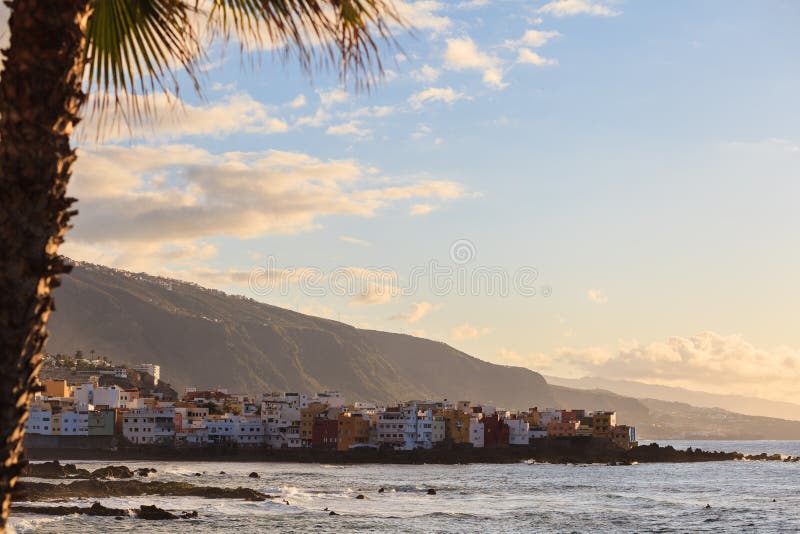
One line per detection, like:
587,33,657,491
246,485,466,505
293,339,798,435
24,439,789,465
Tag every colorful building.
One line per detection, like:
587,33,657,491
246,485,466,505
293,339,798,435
337,411,371,451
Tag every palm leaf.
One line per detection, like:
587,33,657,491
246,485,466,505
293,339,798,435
83,0,401,130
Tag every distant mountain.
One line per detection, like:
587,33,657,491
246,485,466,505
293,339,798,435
545,375,800,422
45,261,800,439
47,262,559,410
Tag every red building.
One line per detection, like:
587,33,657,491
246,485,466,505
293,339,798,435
311,418,338,449
483,413,510,448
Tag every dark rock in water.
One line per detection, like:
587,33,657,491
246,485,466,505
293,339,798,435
195,473,203,477
248,472,260,478
378,487,385,493
13,479,270,502
91,466,134,479
329,511,339,516
21,461,91,479
323,507,329,511
427,488,437,495
356,494,365,499
12,501,127,517
138,504,178,520
13,498,197,521
135,468,156,477
219,471,226,475
705,504,712,509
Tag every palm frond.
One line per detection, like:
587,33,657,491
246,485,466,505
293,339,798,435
85,0,203,128
206,0,401,90
83,0,402,131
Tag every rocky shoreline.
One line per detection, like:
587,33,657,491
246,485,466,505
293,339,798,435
13,478,271,502
12,502,199,520
22,439,800,465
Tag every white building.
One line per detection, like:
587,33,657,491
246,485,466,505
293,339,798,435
61,407,89,435
25,402,53,435
134,363,160,385
206,415,266,445
122,406,176,444
375,403,446,450
506,419,530,445
469,416,485,448
261,393,304,448
73,384,124,408
529,429,548,440
538,408,562,427
315,391,345,408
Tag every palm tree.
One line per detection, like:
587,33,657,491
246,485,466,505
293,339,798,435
0,0,399,528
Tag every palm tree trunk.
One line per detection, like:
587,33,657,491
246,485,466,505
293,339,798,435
0,0,91,529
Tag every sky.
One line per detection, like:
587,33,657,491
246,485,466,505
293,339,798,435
4,0,800,403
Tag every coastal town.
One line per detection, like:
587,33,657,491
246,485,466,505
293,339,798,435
24,355,637,452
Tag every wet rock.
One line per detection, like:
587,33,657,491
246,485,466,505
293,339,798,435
427,488,437,495
356,494,365,500
13,479,271,502
329,511,339,516
378,487,385,493
136,468,156,477
705,504,712,509
219,471,226,475
181,510,199,519
21,461,91,479
195,473,203,477
91,466,134,479
248,472,260,478
12,501,126,517
138,504,178,520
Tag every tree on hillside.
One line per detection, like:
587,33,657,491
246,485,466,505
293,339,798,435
0,1,399,528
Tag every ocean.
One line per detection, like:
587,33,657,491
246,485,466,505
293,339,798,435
9,440,800,533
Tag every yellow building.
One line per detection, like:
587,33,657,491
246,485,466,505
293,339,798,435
441,409,471,443
592,411,617,438
43,379,70,398
337,412,371,451
525,408,541,428
300,402,328,446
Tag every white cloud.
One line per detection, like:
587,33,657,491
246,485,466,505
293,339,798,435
288,94,306,108
318,88,349,108
517,48,558,67
538,0,620,17
510,29,562,48
458,0,489,8
410,204,435,216
517,48,558,66
586,288,608,304
390,301,435,323
444,37,507,89
67,145,476,254
393,1,452,34
411,64,441,83
339,235,371,247
408,87,469,109
325,120,371,137
553,332,800,403
350,281,396,305
80,92,289,142
496,348,553,369
451,323,492,340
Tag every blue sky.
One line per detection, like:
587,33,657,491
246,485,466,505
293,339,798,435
27,0,800,401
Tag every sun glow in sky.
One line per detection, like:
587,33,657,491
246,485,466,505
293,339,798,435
4,1,799,403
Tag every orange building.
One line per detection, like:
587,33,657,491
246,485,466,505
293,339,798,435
300,402,328,446
440,409,471,443
337,412,371,451
42,379,69,398
592,411,617,438
546,420,579,437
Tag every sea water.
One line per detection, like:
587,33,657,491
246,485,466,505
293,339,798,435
9,441,800,533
